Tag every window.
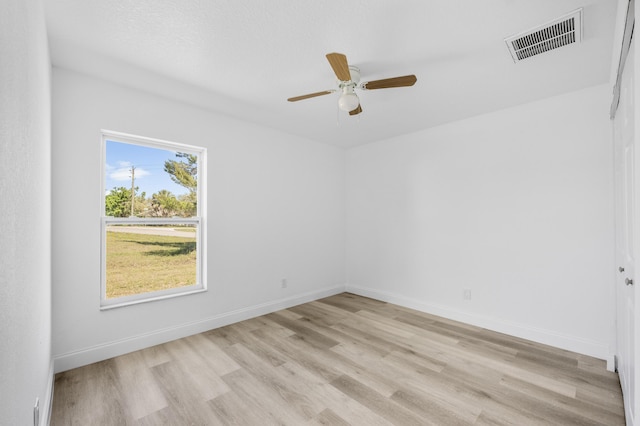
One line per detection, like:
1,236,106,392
100,131,206,309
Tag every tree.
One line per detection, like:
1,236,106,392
105,187,132,217
164,153,197,215
150,190,180,217
134,191,148,216
164,153,197,193
105,186,147,217
177,192,197,217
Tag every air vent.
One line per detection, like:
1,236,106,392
505,9,582,62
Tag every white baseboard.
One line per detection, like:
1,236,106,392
346,285,612,363
606,355,616,373
54,284,614,374
54,285,345,373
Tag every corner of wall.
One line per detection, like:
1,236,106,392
345,285,611,362
54,284,346,373
41,361,55,426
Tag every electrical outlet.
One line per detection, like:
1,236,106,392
281,278,287,289
463,288,472,300
33,398,39,426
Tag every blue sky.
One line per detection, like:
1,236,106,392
105,140,192,197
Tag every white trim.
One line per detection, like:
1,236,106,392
610,0,632,86
610,0,634,118
55,283,614,373
54,285,346,373
99,130,207,308
100,287,207,310
104,217,200,224
101,129,203,153
41,360,54,426
345,284,612,363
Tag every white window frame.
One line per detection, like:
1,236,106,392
100,130,206,309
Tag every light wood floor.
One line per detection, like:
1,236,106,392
51,293,625,425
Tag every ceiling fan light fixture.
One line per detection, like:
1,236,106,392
338,92,359,112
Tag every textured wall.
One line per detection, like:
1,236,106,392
0,0,52,424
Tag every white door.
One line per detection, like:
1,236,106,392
614,37,636,426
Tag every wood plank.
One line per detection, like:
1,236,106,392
112,350,168,420
51,360,128,426
149,360,220,424
220,368,309,424
51,293,625,425
330,374,427,425
499,375,625,425
224,343,324,420
265,311,341,349
161,338,230,400
208,390,282,426
309,408,350,426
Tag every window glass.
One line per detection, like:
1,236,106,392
101,132,205,308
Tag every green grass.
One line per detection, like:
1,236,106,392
106,230,197,299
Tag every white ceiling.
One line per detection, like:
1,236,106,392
44,0,620,148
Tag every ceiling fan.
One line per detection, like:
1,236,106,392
287,52,417,116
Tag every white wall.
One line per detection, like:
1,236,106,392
0,0,52,424
52,69,346,371
346,84,616,360
50,66,617,372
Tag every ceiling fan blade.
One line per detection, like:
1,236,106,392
362,75,417,90
349,105,362,116
326,53,351,81
287,90,334,102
